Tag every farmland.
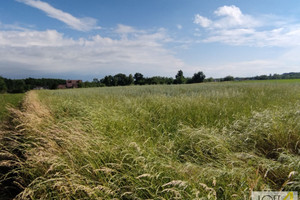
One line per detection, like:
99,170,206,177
1,81,300,199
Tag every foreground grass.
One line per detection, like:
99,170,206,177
0,93,24,199
2,81,300,199
0,93,24,121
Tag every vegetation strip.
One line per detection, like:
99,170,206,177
1,72,300,94
1,81,300,199
0,93,25,200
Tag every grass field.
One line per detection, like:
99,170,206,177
241,78,300,84
0,93,24,121
1,81,300,199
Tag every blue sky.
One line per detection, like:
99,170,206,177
1,0,300,80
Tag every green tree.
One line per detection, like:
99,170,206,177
114,73,128,86
127,74,134,85
12,80,26,93
205,77,214,82
134,73,145,85
101,75,114,86
77,82,83,88
223,76,234,82
0,77,7,93
191,71,206,83
174,70,185,84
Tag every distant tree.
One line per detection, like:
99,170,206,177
24,77,35,90
255,75,268,80
4,79,13,93
82,81,89,88
174,70,185,84
77,82,83,88
186,77,193,84
272,74,281,79
146,77,158,85
23,77,65,90
93,78,99,83
127,74,134,85
12,80,26,93
165,77,174,84
282,72,300,79
114,73,128,86
145,76,172,85
191,71,206,83
205,77,214,82
0,77,7,93
101,75,114,86
50,82,59,89
223,76,234,82
134,73,145,85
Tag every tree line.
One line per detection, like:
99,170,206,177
235,72,300,81
0,77,65,93
81,70,206,88
0,70,206,93
1,71,300,94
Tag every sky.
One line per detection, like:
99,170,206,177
1,0,300,80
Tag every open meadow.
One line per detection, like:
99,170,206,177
1,80,300,199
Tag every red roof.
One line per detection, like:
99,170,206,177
66,80,82,88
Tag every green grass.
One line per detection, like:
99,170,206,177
0,93,24,121
2,81,300,199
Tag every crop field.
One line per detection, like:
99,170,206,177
1,81,300,199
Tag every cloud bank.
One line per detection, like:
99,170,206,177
0,26,184,79
1,1,186,79
194,5,300,47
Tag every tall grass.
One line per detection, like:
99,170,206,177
2,82,300,199
0,93,24,200
0,93,24,121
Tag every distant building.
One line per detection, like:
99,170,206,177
57,84,66,89
66,80,82,88
58,80,82,89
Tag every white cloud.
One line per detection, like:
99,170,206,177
177,24,182,30
16,0,99,31
0,30,74,47
0,25,184,78
0,22,32,31
115,24,139,34
202,25,300,47
193,5,300,47
194,5,259,29
213,5,260,28
194,15,211,28
214,5,242,17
